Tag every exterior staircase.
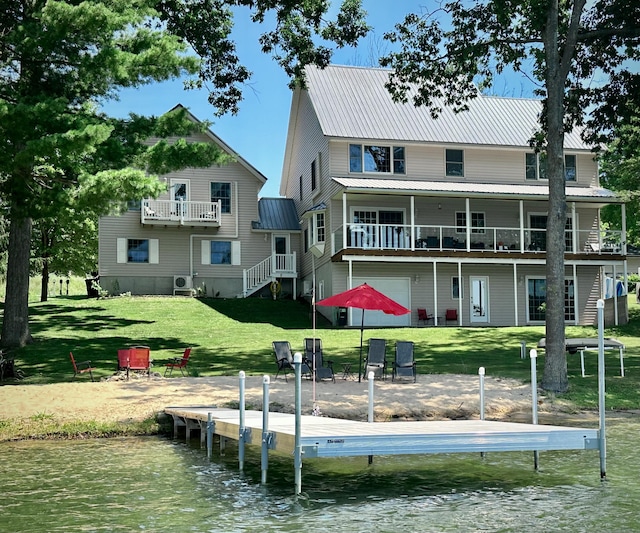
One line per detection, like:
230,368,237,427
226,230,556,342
242,253,296,297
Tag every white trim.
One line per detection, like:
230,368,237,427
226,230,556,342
469,275,489,323
201,240,210,265
117,238,127,263
149,239,159,264
231,241,241,265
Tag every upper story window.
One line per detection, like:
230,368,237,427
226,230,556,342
313,212,325,243
446,149,464,177
311,159,317,191
211,182,231,213
456,211,485,234
526,152,577,181
349,144,405,174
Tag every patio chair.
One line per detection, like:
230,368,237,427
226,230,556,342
272,341,295,381
445,309,459,325
417,308,434,325
365,338,387,380
392,341,416,382
69,352,96,381
304,338,334,382
164,347,192,377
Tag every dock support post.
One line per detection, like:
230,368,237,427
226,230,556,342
520,341,526,359
207,412,213,459
239,371,246,471
530,349,539,470
597,299,607,480
368,370,375,465
294,353,303,495
261,375,270,484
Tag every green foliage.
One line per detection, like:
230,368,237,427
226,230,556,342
0,0,369,346
600,111,640,249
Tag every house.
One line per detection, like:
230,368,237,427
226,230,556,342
98,105,299,299
280,65,628,327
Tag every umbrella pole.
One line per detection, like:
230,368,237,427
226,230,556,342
358,310,364,383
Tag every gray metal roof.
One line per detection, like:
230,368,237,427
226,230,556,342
252,198,301,231
332,177,620,202
305,65,591,150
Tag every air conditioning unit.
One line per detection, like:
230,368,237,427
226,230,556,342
173,275,193,290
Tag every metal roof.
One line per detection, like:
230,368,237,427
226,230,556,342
305,65,591,150
252,198,301,231
332,177,620,202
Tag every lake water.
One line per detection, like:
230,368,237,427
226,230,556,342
2,418,639,532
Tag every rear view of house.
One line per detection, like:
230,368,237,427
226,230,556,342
281,65,627,327
98,105,299,298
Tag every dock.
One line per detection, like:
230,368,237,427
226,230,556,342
165,358,604,494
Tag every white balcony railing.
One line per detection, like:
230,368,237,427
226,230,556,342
333,223,624,255
141,199,222,225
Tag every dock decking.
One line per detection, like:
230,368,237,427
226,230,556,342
165,406,599,458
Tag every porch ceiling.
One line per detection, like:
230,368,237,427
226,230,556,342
331,177,620,205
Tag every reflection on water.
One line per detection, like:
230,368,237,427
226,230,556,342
2,419,639,532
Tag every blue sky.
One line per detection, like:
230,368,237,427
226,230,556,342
102,2,538,198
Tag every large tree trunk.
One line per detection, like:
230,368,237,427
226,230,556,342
540,0,569,392
1,217,33,348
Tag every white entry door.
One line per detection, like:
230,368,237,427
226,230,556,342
470,276,489,323
170,179,190,217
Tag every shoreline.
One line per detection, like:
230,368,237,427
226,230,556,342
0,374,621,441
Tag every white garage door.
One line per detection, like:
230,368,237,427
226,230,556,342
350,277,411,327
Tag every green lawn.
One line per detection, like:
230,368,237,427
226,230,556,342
2,292,640,411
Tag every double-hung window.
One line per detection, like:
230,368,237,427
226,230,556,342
349,144,405,174
456,212,485,234
117,238,159,264
445,149,464,177
526,153,577,181
211,182,231,213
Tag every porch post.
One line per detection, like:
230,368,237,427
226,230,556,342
571,202,577,253
342,192,347,250
348,259,353,290
457,261,462,325
432,261,438,326
621,203,627,255
465,198,471,252
613,264,618,325
410,195,415,251
519,200,525,252
573,263,579,325
513,264,519,326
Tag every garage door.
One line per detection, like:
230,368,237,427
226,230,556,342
350,277,411,327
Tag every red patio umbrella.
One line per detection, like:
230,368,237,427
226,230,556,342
316,283,411,382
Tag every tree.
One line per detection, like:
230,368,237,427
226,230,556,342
380,0,640,392
600,112,640,250
0,0,368,348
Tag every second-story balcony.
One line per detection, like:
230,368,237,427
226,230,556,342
332,223,624,257
141,199,222,227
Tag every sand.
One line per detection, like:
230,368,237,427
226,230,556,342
0,372,567,425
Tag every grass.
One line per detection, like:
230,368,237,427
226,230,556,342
1,289,639,412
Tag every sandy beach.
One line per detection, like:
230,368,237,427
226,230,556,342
0,372,580,425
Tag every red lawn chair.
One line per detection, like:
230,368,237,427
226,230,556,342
69,352,96,381
164,348,192,377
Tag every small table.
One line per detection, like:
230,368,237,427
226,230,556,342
341,363,354,380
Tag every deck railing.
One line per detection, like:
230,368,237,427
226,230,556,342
141,199,222,224
332,223,623,255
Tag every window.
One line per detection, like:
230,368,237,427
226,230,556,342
128,239,149,263
456,212,485,234
527,278,575,322
564,155,577,181
299,175,303,201
211,182,231,213
315,212,325,243
393,147,406,174
452,276,463,299
445,149,464,176
311,160,317,191
526,152,575,181
211,241,231,264
117,238,159,264
349,144,405,174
